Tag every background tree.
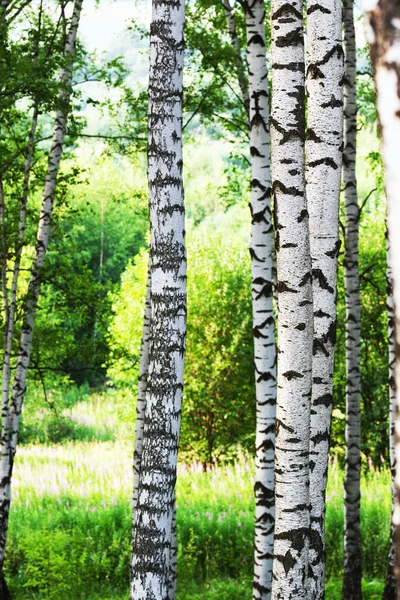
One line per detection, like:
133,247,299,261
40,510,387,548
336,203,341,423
362,0,400,590
342,0,363,596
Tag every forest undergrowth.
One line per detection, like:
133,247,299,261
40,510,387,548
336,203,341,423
4,392,391,599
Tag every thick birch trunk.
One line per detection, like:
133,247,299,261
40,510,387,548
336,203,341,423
242,2,276,599
0,0,83,573
342,1,362,597
223,0,250,115
362,0,400,592
305,1,343,597
270,1,313,598
130,0,186,596
382,226,397,600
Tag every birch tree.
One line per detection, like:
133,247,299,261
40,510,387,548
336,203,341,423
270,1,313,597
223,0,249,115
0,0,83,587
305,0,343,597
342,1,363,597
382,226,397,600
130,0,186,596
362,0,400,590
241,1,276,598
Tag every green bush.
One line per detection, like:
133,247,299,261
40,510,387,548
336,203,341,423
4,442,391,599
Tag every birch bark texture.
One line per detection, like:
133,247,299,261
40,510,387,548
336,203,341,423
342,1,363,597
0,0,83,573
362,0,400,592
130,0,186,597
270,1,313,597
382,225,397,600
132,265,151,531
243,1,276,599
305,0,343,597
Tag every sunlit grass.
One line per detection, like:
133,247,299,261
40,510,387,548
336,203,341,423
6,441,391,598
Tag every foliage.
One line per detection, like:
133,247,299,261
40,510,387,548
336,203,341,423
108,208,255,466
4,439,391,598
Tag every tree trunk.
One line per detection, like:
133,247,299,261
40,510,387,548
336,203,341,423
305,0,343,597
342,1,362,598
362,0,400,593
270,1,313,598
167,495,178,600
382,225,397,600
222,0,250,116
242,1,276,599
0,0,83,575
130,0,186,596
132,264,151,531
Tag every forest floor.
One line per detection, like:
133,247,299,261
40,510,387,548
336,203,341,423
5,392,390,598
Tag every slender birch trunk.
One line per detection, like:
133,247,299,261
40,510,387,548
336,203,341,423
362,0,400,591
270,1,313,598
382,225,397,600
0,0,83,576
241,2,276,599
223,0,250,115
342,1,362,597
305,1,343,597
130,0,186,596
132,264,151,530
167,496,178,600
1,104,39,438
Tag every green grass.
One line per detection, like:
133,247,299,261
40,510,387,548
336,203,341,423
4,439,391,598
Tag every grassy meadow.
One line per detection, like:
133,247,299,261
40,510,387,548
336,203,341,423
3,392,391,599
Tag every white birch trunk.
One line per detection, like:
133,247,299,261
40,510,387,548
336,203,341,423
223,0,250,115
382,225,397,600
132,264,151,530
167,496,177,600
270,1,313,598
130,0,186,596
1,104,39,444
0,0,83,572
243,2,276,599
342,1,362,597
362,0,400,593
305,1,343,597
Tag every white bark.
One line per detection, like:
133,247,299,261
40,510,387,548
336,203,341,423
132,264,151,530
270,1,313,598
167,496,177,600
342,1,362,597
305,1,343,597
242,1,276,599
382,225,397,600
362,0,400,592
0,0,83,570
130,0,186,596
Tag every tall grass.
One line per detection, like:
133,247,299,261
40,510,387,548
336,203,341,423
5,440,391,598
